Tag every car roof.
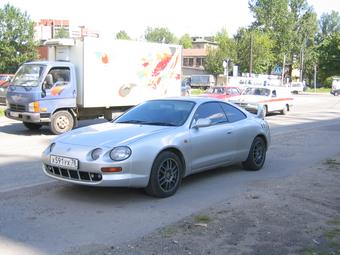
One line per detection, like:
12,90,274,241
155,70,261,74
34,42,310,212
151,96,228,104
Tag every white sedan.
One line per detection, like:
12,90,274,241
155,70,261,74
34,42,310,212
42,97,271,197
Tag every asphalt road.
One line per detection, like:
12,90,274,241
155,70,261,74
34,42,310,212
0,93,339,255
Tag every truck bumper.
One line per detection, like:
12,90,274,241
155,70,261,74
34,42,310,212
5,110,50,123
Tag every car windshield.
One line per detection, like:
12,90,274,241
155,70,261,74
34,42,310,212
115,100,196,126
207,87,225,94
243,87,270,96
11,64,46,87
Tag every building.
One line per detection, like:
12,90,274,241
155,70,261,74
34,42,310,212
182,37,218,76
35,19,99,60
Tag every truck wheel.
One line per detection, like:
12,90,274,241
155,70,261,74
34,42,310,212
145,151,183,198
23,122,42,130
50,111,74,135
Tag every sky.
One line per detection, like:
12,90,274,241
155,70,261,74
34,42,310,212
1,0,339,39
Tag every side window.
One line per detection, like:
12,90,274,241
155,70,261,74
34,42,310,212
220,102,247,123
193,102,227,125
45,67,70,89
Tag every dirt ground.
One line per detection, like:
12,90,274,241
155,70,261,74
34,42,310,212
74,154,340,255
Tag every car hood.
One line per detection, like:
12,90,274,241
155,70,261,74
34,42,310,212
230,95,268,104
55,122,174,147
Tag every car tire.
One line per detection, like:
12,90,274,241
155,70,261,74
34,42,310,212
50,110,74,135
280,105,288,115
145,151,183,198
335,91,339,96
23,122,42,130
242,136,266,171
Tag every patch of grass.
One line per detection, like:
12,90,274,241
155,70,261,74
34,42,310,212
325,159,340,166
303,217,340,255
160,226,178,237
193,214,211,223
0,108,4,117
325,228,340,241
191,88,205,96
305,87,331,93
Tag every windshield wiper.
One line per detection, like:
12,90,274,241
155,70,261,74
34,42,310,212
142,121,177,126
116,120,148,124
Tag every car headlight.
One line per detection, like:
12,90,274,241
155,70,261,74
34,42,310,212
91,148,103,160
109,146,131,161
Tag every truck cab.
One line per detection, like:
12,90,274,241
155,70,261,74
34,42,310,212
5,61,77,134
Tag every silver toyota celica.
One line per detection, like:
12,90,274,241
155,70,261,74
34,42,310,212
42,97,270,198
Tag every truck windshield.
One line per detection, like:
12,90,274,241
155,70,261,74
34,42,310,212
11,64,46,87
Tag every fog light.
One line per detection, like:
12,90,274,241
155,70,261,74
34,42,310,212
91,148,103,160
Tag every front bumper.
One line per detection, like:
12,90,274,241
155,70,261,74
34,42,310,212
5,109,50,123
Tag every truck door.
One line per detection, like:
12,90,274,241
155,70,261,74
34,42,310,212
41,67,76,111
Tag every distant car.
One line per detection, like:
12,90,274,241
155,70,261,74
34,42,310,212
0,74,14,105
229,86,293,116
181,80,191,96
331,77,340,96
0,74,13,86
42,97,270,198
201,86,241,100
290,82,305,94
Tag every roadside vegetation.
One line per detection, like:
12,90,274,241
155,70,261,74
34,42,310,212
305,87,331,93
0,108,4,117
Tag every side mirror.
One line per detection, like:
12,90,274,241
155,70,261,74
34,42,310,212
193,118,212,129
256,104,265,119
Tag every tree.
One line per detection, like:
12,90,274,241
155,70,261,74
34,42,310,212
318,11,340,40
115,30,131,40
249,0,317,80
235,28,275,74
317,32,340,84
0,4,38,73
179,34,192,49
54,27,69,38
204,28,236,79
144,27,177,44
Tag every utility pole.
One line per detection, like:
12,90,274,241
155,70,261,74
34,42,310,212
314,64,317,93
249,33,253,77
281,54,286,86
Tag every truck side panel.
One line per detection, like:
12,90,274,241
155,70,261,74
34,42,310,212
82,38,181,108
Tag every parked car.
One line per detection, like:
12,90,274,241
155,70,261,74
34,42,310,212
229,86,293,116
201,86,241,100
330,77,340,96
181,80,191,96
289,82,305,94
0,74,13,86
0,74,14,105
42,97,270,198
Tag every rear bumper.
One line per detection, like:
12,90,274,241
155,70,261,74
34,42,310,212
5,109,50,123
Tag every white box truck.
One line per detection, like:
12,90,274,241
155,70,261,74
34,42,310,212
5,37,182,134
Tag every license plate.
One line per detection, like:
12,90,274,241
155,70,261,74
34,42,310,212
50,155,78,170
10,112,19,117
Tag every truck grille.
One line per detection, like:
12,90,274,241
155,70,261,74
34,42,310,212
9,104,26,112
45,164,102,182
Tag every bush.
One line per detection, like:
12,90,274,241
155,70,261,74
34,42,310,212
324,77,333,88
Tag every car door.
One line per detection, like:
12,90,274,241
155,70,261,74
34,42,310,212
189,102,237,173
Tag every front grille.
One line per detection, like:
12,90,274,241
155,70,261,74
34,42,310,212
10,104,26,112
45,164,102,182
